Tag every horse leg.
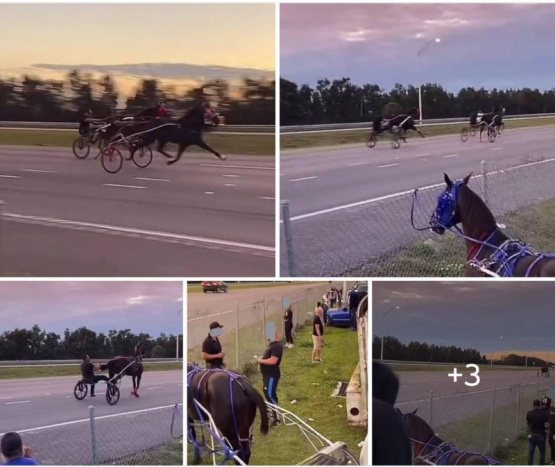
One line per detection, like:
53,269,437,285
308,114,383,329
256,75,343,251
194,138,227,161
167,142,187,165
156,140,174,159
479,126,483,142
415,128,425,138
134,372,142,397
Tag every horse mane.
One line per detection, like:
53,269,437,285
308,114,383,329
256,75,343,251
179,105,203,123
457,184,498,234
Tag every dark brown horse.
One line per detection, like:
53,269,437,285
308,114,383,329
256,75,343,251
187,364,268,465
400,409,499,465
100,347,144,397
429,173,555,276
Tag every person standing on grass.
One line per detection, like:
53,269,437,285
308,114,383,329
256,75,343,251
330,288,337,308
548,402,555,465
312,304,324,363
201,322,225,369
527,399,549,465
257,322,283,427
283,305,294,348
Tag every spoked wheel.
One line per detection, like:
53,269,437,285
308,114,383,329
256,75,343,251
106,384,120,406
367,133,377,148
470,127,477,137
98,137,108,153
101,146,123,174
72,137,91,159
74,381,88,400
132,146,153,168
461,128,469,143
487,127,496,143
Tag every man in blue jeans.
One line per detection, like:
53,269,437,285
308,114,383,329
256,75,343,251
527,399,549,465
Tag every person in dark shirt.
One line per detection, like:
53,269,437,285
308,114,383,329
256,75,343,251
527,399,549,465
373,362,412,465
1,432,39,465
283,305,294,348
548,403,555,465
257,323,284,427
80,355,109,398
349,288,362,331
201,322,225,369
311,306,324,363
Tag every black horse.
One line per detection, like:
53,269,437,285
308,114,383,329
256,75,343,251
372,108,424,143
100,346,144,397
113,106,226,164
187,363,268,465
469,108,505,141
400,408,499,465
429,173,555,276
539,367,551,378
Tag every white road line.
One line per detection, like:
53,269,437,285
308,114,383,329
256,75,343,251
421,159,428,162
349,161,371,167
148,387,163,390
222,174,240,178
0,403,184,436
224,183,235,187
6,401,30,405
417,153,431,157
0,175,20,179
200,164,274,171
3,213,275,252
490,147,503,151
205,191,214,195
290,176,318,182
21,169,55,173
378,163,399,168
260,196,275,200
135,177,170,182
104,184,146,189
442,154,458,158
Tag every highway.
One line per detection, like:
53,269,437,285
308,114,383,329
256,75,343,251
0,370,183,464
0,146,275,276
280,126,555,276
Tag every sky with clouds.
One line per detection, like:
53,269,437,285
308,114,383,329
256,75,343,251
373,281,555,353
281,4,555,92
0,282,183,336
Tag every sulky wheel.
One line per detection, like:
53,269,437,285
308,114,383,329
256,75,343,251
72,137,91,159
101,146,123,174
470,127,476,137
487,127,496,143
461,128,469,143
132,146,153,168
74,381,88,400
106,384,120,405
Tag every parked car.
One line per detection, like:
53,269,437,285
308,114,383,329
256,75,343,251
326,306,351,327
201,281,228,293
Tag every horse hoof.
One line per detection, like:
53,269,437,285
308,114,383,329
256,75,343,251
135,393,140,397
220,154,227,161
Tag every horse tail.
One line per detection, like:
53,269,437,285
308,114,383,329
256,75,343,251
243,382,269,435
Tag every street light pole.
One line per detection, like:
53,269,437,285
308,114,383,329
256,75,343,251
417,37,441,125
380,305,400,360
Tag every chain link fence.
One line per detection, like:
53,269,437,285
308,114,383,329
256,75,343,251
187,283,345,373
13,404,182,465
281,157,555,277
395,380,551,457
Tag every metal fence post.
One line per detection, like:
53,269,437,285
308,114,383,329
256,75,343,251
481,160,489,207
235,302,239,369
281,200,298,277
428,390,434,426
516,384,521,436
89,405,99,465
487,384,497,453
0,200,4,277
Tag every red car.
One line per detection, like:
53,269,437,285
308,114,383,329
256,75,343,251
201,281,228,293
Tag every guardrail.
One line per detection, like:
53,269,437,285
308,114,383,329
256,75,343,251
281,112,555,134
0,358,182,368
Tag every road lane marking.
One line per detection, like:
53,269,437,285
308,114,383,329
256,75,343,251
349,161,371,167
0,175,20,179
3,213,275,253
442,154,458,158
135,177,170,182
200,164,274,171
290,176,318,182
417,153,430,157
260,196,275,200
490,147,503,151
148,387,163,390
21,169,55,173
205,191,214,195
421,159,428,161
104,184,146,189
0,403,184,436
224,183,235,187
6,400,30,405
222,174,240,178
378,163,399,168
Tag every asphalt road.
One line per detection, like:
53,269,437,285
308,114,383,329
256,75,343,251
280,126,555,275
0,146,275,276
0,370,183,465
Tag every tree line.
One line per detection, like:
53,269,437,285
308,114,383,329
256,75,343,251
281,77,555,125
0,325,181,360
0,70,275,125
373,336,549,367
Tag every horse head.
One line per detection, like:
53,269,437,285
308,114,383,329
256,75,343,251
429,173,472,234
399,408,439,458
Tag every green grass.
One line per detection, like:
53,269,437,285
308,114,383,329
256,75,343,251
361,199,555,277
280,117,555,150
0,361,182,379
187,325,366,465
495,434,531,465
115,440,183,465
0,129,274,156
187,281,321,293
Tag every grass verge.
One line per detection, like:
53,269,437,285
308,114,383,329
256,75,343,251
115,440,183,465
187,325,366,465
187,281,321,293
280,117,555,150
0,129,274,156
0,361,182,379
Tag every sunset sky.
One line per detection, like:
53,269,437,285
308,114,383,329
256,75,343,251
281,4,555,91
0,4,275,94
0,282,183,336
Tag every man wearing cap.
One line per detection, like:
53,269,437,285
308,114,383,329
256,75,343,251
201,322,226,369
1,432,39,465
527,398,549,465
